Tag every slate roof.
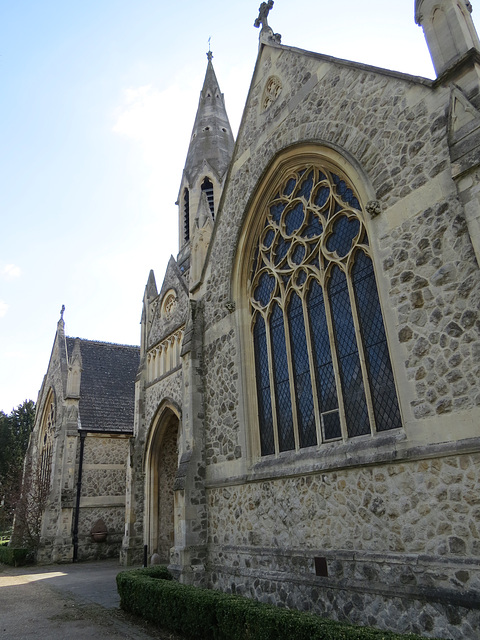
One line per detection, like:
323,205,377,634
66,337,140,434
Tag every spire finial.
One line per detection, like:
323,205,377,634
207,37,213,61
60,304,65,320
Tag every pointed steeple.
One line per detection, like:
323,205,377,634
145,270,158,300
177,52,235,271
183,54,234,184
140,270,158,356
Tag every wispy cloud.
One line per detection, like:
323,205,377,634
0,300,9,318
1,264,21,280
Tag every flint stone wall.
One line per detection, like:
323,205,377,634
206,451,480,639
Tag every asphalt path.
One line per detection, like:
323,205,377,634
0,559,184,639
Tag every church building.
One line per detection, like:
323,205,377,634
122,2,480,637
17,2,480,638
14,311,139,563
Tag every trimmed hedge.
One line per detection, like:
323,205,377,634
0,545,32,566
116,567,433,640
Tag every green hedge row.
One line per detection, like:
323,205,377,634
116,567,431,640
0,545,32,566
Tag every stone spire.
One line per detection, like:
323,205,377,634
177,53,234,264
415,0,480,76
182,53,234,186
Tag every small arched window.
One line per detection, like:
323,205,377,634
184,189,190,242
249,163,401,456
201,177,215,218
39,392,55,491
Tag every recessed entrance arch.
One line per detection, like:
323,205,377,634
145,404,179,563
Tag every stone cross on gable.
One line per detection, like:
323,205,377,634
254,0,274,30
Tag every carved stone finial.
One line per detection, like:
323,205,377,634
254,1,274,30
60,304,65,320
207,50,213,62
254,1,281,44
366,200,382,218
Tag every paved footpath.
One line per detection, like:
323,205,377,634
0,559,183,640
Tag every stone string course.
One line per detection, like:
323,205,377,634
209,552,479,640
207,453,480,560
206,452,480,638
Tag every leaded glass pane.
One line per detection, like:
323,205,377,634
284,178,296,196
270,304,295,451
253,315,275,455
288,294,317,448
328,266,369,437
297,170,314,200
285,202,305,235
352,251,401,432
332,173,360,209
302,212,323,239
254,272,276,307
274,237,291,266
270,201,285,222
307,280,340,439
249,161,401,456
326,215,360,257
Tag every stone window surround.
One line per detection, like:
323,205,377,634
232,144,405,463
39,388,56,492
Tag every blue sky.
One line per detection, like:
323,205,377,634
1,1,465,412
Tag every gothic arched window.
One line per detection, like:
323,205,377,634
201,177,215,218
39,392,55,491
249,163,401,456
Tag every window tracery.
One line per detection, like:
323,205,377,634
162,291,177,318
262,76,282,110
39,394,55,490
249,164,401,456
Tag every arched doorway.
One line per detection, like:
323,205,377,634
145,407,179,563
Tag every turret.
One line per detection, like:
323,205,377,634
415,0,480,76
176,51,234,278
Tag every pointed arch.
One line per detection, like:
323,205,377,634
201,177,215,217
234,145,402,458
38,389,56,492
144,400,180,562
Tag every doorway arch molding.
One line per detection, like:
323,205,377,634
144,398,181,562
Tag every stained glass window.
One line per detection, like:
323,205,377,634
249,163,401,456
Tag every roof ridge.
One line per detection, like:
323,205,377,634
66,336,140,350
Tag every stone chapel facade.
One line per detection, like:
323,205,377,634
122,2,480,637
14,314,139,563
17,2,480,638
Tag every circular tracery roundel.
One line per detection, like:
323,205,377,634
250,165,367,314
162,292,177,317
